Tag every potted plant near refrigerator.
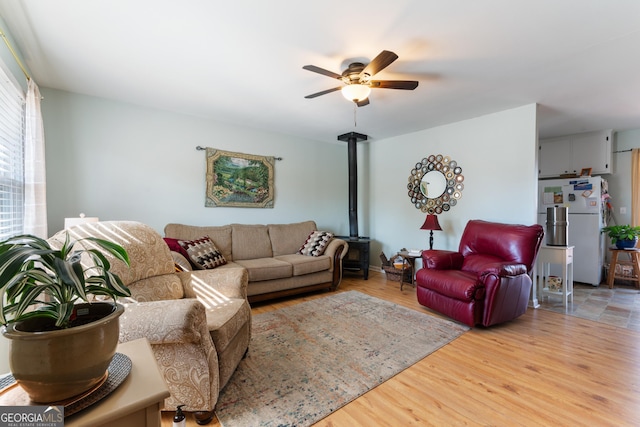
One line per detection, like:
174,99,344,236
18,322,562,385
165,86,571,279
601,224,640,249
0,232,131,403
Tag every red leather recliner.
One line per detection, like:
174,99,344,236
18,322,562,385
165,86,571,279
415,220,544,327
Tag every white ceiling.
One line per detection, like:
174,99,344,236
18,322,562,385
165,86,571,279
1,0,639,143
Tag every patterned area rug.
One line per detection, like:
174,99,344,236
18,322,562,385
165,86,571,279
215,290,469,427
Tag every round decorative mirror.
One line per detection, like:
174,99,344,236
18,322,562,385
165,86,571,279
420,170,447,199
407,154,464,214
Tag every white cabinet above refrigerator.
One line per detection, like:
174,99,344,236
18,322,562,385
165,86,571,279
539,129,613,178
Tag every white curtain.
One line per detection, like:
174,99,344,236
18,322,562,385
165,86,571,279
24,79,47,238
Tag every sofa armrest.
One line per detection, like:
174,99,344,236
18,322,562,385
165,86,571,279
119,299,211,346
324,238,348,272
422,250,464,270
178,267,249,300
325,238,348,290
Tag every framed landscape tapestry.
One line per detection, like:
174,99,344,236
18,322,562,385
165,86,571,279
205,148,275,208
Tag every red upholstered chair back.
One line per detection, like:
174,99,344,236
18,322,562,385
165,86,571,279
458,220,544,273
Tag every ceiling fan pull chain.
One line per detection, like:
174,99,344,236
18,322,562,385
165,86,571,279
353,103,357,127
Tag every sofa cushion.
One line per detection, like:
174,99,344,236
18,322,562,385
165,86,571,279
231,224,273,260
268,221,317,256
275,254,331,276
178,236,227,269
298,231,334,256
234,258,292,281
165,223,233,261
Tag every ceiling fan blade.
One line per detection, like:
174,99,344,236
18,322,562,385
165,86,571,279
304,87,342,99
356,98,370,107
360,50,399,79
370,80,419,90
302,65,342,80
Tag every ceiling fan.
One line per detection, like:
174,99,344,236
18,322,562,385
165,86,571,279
303,50,418,107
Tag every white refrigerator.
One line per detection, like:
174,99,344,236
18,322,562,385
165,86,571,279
537,176,606,286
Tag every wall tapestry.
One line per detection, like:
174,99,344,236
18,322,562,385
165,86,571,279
205,148,275,208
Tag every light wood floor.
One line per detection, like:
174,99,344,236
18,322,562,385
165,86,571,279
162,270,640,426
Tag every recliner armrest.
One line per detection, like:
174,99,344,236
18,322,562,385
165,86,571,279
479,262,528,278
422,250,464,270
179,267,249,300
119,299,211,346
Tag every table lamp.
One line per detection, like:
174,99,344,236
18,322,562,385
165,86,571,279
420,214,442,250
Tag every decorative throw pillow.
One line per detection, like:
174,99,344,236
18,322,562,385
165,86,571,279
164,237,190,257
178,236,227,269
298,231,334,257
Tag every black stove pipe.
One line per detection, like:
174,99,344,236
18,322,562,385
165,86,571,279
337,132,368,238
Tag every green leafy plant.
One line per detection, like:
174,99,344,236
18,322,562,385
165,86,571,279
0,233,131,329
601,224,640,244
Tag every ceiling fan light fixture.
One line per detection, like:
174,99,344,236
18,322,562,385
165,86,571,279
341,84,371,102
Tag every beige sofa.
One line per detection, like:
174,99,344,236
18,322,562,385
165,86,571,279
49,221,251,422
164,220,348,303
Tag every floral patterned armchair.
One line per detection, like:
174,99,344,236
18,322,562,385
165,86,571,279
48,221,251,424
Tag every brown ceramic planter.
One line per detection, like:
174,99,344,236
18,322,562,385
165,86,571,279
2,302,123,403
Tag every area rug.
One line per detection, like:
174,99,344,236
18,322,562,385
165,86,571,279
215,290,469,427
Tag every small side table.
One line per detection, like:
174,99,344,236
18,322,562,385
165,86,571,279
607,248,640,289
537,245,574,307
66,338,170,427
394,251,422,290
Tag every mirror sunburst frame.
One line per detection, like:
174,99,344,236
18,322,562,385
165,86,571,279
407,154,464,214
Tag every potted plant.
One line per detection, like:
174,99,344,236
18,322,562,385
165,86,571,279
601,224,640,249
0,232,131,403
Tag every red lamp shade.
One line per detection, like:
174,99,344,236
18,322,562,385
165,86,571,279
420,214,442,250
420,214,442,231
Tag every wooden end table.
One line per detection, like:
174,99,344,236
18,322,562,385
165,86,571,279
394,251,422,290
607,248,640,289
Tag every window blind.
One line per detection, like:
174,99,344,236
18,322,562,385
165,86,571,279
0,64,25,240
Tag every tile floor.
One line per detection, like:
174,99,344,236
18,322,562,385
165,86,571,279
538,281,640,331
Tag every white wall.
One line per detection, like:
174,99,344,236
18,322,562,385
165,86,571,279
41,93,539,264
369,104,539,263
41,88,350,236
